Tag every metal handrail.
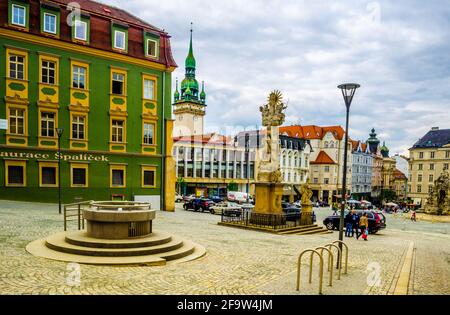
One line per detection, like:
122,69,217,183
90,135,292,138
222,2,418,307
297,249,324,294
63,200,93,231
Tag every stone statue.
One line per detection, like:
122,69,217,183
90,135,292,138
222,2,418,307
257,90,287,183
424,172,449,215
300,180,313,207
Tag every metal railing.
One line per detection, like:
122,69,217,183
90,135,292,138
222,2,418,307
221,210,313,230
63,200,93,231
296,240,349,294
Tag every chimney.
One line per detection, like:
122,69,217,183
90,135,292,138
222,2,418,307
431,127,439,131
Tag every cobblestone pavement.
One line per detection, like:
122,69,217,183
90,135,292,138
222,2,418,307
0,201,448,295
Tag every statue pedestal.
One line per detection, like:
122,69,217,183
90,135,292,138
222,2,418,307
300,203,313,225
254,182,284,214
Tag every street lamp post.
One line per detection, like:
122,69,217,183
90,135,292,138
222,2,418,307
56,128,64,214
337,83,360,265
245,133,250,203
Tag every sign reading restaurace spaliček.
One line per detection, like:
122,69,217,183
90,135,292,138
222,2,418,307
0,150,109,162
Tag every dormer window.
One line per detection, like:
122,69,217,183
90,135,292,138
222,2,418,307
43,13,57,34
114,30,126,50
12,4,26,27
74,20,87,40
147,39,158,57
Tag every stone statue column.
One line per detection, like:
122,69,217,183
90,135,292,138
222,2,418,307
300,180,313,225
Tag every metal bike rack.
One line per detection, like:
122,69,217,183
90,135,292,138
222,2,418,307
315,246,334,287
332,240,349,274
297,249,324,294
325,243,342,280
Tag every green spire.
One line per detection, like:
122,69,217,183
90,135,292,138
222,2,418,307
200,81,206,102
174,78,180,101
380,141,390,157
185,22,196,71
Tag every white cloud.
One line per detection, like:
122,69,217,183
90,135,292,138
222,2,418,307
102,0,450,155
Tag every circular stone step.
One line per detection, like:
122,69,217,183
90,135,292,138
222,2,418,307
45,232,184,257
65,230,173,249
26,231,207,266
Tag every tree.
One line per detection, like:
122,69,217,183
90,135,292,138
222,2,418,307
380,189,397,203
227,181,238,191
176,177,185,195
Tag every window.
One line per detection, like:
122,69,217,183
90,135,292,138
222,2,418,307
72,65,86,89
147,39,158,57
143,79,155,100
444,163,449,171
72,115,85,140
143,122,154,145
110,166,126,187
74,19,87,40
418,174,422,182
12,4,26,26
39,163,58,187
43,13,56,34
419,152,424,159
418,164,423,171
142,167,156,187
428,186,433,193
417,185,421,193
71,164,88,187
5,161,26,186
430,163,434,170
40,112,55,137
9,108,24,135
313,178,318,184
429,175,434,182
41,60,55,84
9,54,25,79
430,152,435,159
114,30,126,50
324,166,330,172
112,72,124,95
111,120,124,142
446,151,450,159
324,178,329,184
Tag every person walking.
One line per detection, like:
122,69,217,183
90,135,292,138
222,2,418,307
411,210,417,222
351,210,360,239
359,213,369,241
345,211,353,237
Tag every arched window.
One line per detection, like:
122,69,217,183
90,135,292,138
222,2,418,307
324,141,329,148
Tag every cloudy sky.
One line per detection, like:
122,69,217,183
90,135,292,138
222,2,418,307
104,0,450,156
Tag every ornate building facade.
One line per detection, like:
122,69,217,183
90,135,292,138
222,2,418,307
408,127,450,206
280,125,352,204
350,140,373,200
172,26,206,137
0,0,176,209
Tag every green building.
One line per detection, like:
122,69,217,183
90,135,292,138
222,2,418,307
0,0,177,210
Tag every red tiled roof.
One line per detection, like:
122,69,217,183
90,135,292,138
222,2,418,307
393,169,407,180
310,151,336,164
53,0,163,32
173,133,233,146
280,125,346,140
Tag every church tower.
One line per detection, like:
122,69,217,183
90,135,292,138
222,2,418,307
173,24,207,136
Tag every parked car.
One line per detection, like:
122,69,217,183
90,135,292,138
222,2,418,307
183,198,214,213
208,195,224,203
182,194,196,202
227,191,254,204
210,201,242,215
322,210,386,234
175,193,183,203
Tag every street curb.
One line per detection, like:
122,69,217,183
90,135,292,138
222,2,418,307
393,241,415,295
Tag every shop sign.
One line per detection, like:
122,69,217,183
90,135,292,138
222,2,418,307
0,150,109,162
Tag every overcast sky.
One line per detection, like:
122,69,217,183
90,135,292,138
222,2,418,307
104,0,450,156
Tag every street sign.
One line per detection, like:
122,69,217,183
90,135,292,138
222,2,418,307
0,119,7,130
